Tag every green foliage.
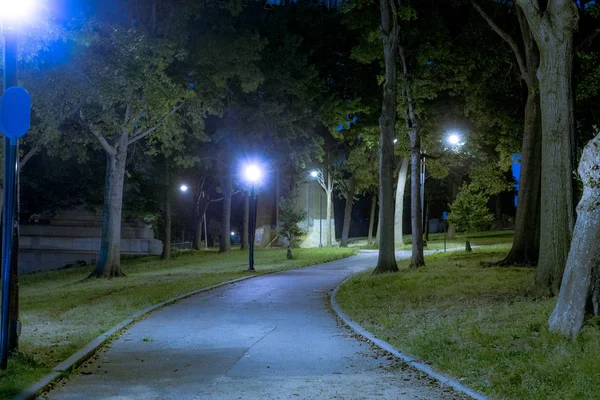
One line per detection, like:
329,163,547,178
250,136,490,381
278,195,307,247
448,184,494,233
469,162,512,196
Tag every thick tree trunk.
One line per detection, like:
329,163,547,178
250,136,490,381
394,157,409,249
517,0,577,296
502,88,542,265
161,178,171,260
500,8,542,266
89,133,128,278
373,0,398,274
548,133,600,338
409,136,425,268
219,163,232,253
368,194,377,244
340,178,356,247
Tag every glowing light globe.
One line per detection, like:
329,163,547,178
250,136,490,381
447,134,461,145
0,0,35,23
180,184,189,192
244,164,262,183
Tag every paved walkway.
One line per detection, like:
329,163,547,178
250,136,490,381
45,251,462,400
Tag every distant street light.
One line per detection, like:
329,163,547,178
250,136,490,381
179,184,188,192
1,3,34,370
243,163,263,271
310,170,323,248
420,132,467,241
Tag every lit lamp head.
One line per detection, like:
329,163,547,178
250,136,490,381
0,0,36,24
447,133,461,146
179,184,189,192
244,164,262,184
310,170,319,178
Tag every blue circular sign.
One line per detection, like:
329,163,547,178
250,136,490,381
0,86,31,139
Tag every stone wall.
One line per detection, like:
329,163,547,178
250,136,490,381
19,208,162,274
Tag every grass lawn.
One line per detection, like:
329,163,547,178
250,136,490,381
336,244,600,399
0,247,357,399
352,230,514,251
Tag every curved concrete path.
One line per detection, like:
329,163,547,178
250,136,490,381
45,251,462,400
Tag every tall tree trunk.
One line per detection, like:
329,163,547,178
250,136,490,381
219,163,232,253
495,194,502,226
548,133,600,338
89,132,128,278
394,157,409,249
397,43,424,268
409,138,425,268
161,170,171,260
517,0,577,296
502,89,542,265
473,3,542,265
326,170,334,247
340,178,356,247
448,180,458,239
373,0,398,274
368,194,377,244
243,191,249,250
194,213,203,251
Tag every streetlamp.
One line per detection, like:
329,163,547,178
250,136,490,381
447,133,460,146
243,163,262,271
310,170,323,248
420,132,466,244
0,4,34,370
179,184,189,192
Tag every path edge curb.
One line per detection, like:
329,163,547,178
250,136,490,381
15,271,271,400
330,276,488,400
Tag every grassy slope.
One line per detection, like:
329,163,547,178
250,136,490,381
336,245,600,399
0,247,357,399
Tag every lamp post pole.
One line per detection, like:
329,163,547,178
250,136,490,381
1,27,21,370
420,150,425,236
248,185,255,271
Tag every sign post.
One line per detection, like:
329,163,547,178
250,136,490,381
0,85,31,370
442,211,448,253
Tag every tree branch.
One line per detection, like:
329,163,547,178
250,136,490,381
18,142,42,169
80,110,116,157
471,0,530,84
515,0,542,34
128,102,185,146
